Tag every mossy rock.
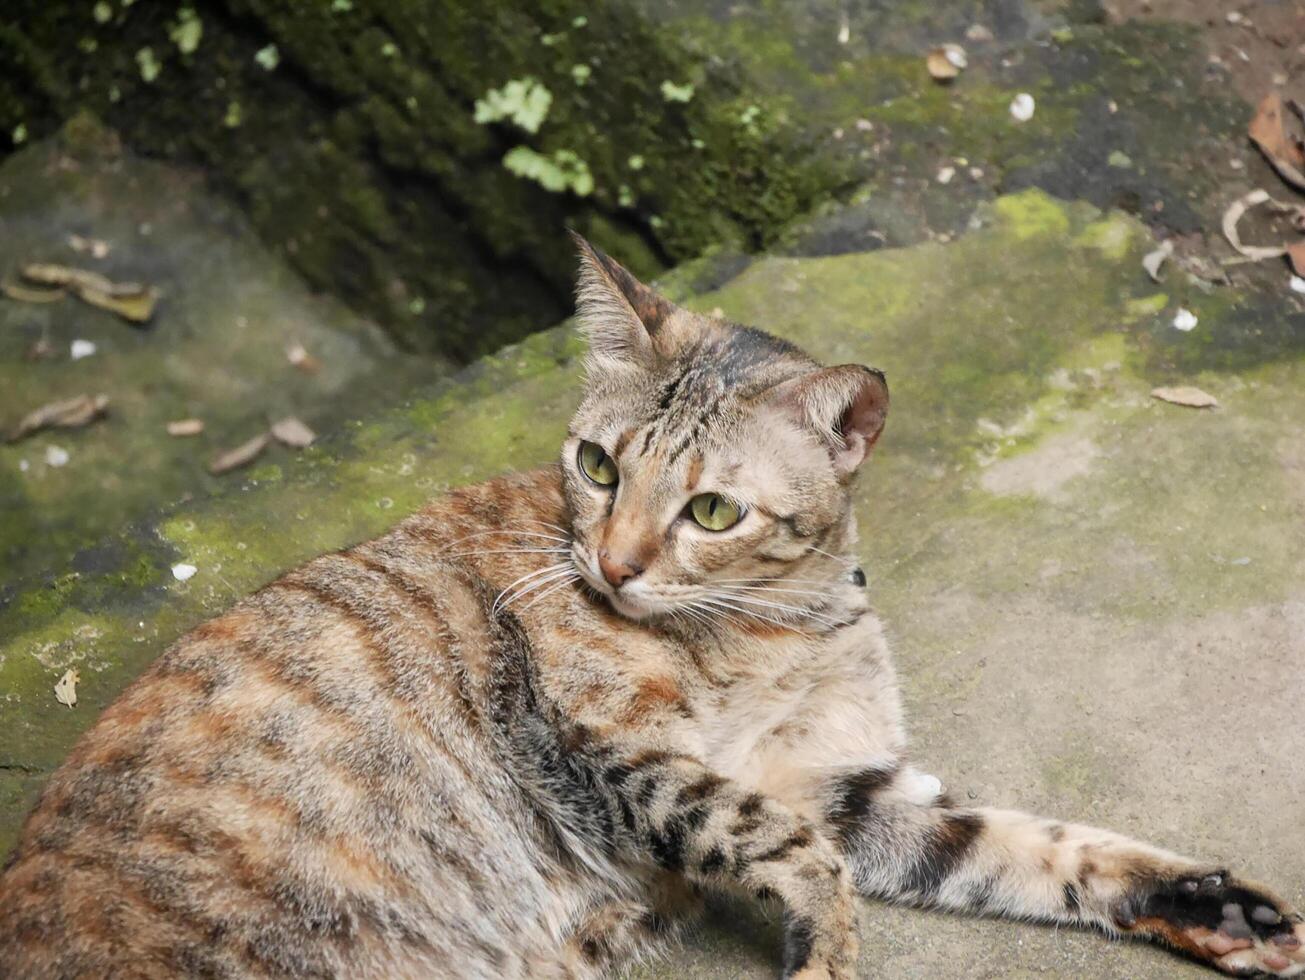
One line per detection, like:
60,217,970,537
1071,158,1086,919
0,116,438,585
0,0,1255,361
3,190,1303,978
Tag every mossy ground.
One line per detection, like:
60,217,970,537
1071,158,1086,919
3,190,1302,980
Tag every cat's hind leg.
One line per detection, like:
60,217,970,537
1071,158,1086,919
823,764,1304,976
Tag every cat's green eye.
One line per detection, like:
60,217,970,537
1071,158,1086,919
689,493,742,531
578,440,618,486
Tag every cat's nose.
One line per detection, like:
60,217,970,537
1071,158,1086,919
597,551,642,588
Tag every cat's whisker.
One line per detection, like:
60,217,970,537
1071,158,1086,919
445,547,570,560
806,545,857,566
518,573,581,612
497,566,580,613
439,527,572,553
710,590,852,630
722,584,838,600
493,562,573,615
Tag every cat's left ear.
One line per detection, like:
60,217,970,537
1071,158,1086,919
570,232,677,370
773,365,889,476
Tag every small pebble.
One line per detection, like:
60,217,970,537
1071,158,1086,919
45,445,69,467
936,166,955,184
70,339,97,360
1009,93,1035,122
171,563,197,582
1173,308,1198,332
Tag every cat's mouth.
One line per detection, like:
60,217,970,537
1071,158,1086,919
571,549,664,621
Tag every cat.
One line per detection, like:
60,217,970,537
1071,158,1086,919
1,236,1301,980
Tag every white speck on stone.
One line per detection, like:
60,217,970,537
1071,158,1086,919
1225,10,1243,23
1230,557,1251,566
1173,308,1198,332
1290,276,1305,294
19,458,30,472
836,16,849,44
45,445,69,467
70,339,97,360
1009,93,1035,122
854,118,874,132
936,165,955,184
171,563,198,582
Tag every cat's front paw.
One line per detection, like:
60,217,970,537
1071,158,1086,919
1117,869,1304,976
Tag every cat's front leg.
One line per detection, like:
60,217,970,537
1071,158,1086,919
593,744,859,979
821,765,1304,976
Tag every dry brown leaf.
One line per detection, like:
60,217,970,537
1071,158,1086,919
19,263,158,324
1141,240,1173,282
3,278,66,304
286,342,322,374
166,418,205,437
1221,190,1286,260
1248,93,1305,192
1288,241,1305,278
54,669,80,708
68,234,111,259
270,416,316,448
77,284,158,324
7,394,109,442
926,44,967,81
209,432,271,475
1151,386,1219,409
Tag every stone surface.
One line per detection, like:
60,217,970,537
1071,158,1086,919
0,115,436,585
3,189,1303,977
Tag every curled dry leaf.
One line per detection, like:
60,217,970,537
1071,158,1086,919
54,669,80,708
166,418,205,437
77,284,158,323
7,393,109,442
209,432,270,475
2,278,66,304
19,263,158,324
1248,92,1305,192
270,416,316,448
1142,239,1174,282
1151,386,1219,409
1221,189,1293,261
926,44,967,81
286,342,322,374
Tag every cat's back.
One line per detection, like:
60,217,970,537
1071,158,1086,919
0,466,600,979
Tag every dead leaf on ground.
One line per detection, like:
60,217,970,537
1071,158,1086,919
7,394,109,442
167,418,205,437
1288,241,1305,278
68,234,111,259
54,669,80,708
18,263,158,324
1142,240,1174,282
1220,189,1299,262
286,342,322,374
1151,386,1219,409
209,432,270,475
270,416,316,448
1248,92,1305,192
77,283,159,323
926,44,967,81
2,278,66,304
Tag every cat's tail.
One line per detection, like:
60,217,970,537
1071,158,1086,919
824,764,1305,976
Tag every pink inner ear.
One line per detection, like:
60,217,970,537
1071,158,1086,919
830,369,888,474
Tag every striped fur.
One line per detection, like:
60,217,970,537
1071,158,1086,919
1,243,1300,979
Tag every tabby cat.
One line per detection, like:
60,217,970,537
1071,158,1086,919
1,238,1301,979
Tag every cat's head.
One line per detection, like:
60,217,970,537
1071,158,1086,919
562,236,888,623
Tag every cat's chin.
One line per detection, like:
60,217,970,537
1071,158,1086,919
604,592,658,621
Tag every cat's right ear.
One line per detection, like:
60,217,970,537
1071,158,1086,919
570,232,676,371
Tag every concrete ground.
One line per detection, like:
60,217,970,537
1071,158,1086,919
2,2,1304,978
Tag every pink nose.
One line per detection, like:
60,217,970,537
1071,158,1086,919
598,551,641,588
